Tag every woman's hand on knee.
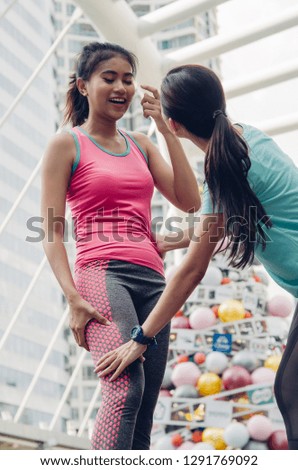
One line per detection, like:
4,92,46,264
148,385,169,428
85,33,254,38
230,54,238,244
94,340,147,381
69,296,111,350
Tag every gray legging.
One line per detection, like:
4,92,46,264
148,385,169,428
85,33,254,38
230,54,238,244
75,259,170,450
274,301,298,449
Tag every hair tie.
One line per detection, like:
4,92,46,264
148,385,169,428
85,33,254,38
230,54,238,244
213,109,227,119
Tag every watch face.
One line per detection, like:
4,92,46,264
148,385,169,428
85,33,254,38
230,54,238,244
131,325,141,340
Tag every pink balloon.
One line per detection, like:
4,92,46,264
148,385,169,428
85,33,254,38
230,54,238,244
171,362,201,388
159,389,171,397
171,316,190,329
267,295,294,317
251,367,275,384
189,307,217,330
222,366,252,390
247,415,273,441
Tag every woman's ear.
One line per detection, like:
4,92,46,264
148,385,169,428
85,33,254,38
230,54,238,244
168,118,184,136
77,77,88,97
167,118,179,134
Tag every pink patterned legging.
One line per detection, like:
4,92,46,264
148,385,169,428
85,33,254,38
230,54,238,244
75,259,170,450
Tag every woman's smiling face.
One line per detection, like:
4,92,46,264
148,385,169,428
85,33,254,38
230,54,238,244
82,55,136,121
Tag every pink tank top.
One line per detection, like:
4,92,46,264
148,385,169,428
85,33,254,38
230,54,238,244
66,126,164,276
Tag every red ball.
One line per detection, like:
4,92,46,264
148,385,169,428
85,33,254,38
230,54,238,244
171,433,184,447
177,354,189,363
268,430,288,450
211,305,220,318
244,311,253,318
222,366,252,390
194,352,206,364
192,430,202,443
175,309,184,317
221,277,231,285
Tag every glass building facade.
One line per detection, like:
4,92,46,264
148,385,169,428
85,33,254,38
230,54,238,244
0,0,69,431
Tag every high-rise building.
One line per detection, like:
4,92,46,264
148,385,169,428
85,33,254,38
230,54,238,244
0,0,69,432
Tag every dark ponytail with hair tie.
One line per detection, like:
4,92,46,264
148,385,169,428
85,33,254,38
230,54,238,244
63,71,89,127
161,64,272,269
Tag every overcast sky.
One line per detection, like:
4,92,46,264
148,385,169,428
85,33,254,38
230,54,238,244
217,0,298,165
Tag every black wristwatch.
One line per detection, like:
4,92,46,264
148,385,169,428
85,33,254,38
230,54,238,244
130,325,157,348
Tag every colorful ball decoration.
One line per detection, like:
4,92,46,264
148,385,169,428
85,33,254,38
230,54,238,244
265,317,289,338
159,389,171,397
189,307,217,330
232,350,260,372
177,354,189,363
222,366,252,390
200,266,223,286
154,434,175,450
223,422,250,449
192,430,202,443
247,415,273,441
251,367,275,385
264,355,282,372
173,384,199,398
171,433,184,447
178,441,195,450
243,440,268,450
193,442,214,450
267,295,294,317
194,352,206,364
174,309,184,317
202,427,226,450
218,299,245,323
161,366,173,389
171,316,190,329
171,362,201,388
165,264,178,283
197,372,222,396
205,351,229,374
221,277,231,285
267,430,288,450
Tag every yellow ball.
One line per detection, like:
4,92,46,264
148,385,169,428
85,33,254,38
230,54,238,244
202,427,227,450
218,299,245,323
197,372,222,396
264,355,282,372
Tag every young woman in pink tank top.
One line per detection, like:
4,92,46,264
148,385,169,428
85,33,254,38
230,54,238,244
41,42,200,450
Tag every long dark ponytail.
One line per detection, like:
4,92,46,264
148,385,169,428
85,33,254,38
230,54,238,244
63,42,138,127
161,65,272,268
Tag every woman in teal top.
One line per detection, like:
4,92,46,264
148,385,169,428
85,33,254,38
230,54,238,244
95,64,298,448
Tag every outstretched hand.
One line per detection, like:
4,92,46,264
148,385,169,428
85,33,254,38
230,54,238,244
94,340,147,381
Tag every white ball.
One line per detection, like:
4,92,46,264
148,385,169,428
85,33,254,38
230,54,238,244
224,422,250,449
193,442,215,450
205,351,229,374
201,266,223,286
154,435,175,450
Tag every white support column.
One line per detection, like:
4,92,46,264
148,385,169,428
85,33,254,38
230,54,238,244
0,7,82,129
164,5,298,69
77,382,101,437
138,0,230,38
74,0,163,87
0,158,42,236
49,349,88,431
225,59,298,99
257,113,298,137
0,0,18,19
14,306,69,423
0,257,47,353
